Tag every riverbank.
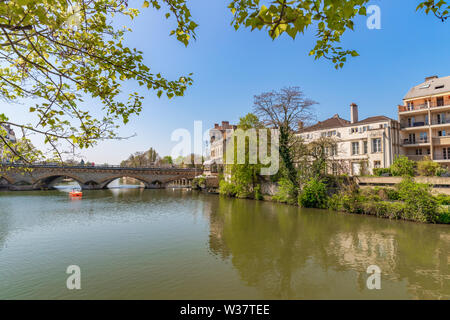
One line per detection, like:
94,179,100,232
195,176,450,225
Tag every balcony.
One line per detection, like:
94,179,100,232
433,136,450,146
401,122,428,129
403,138,429,146
398,104,428,114
433,155,450,162
406,155,427,161
431,119,450,126
430,101,450,110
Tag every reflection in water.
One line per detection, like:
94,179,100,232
0,189,448,299
207,197,450,300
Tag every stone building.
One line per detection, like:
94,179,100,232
205,121,237,175
298,104,402,175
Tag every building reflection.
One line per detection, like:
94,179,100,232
205,196,450,299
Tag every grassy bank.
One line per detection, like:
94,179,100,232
215,176,450,225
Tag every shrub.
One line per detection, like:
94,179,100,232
191,176,206,190
273,178,297,205
328,194,343,211
373,168,391,177
437,210,450,224
254,184,263,200
434,194,450,206
390,156,415,177
219,180,236,197
417,157,441,176
396,177,439,223
370,187,400,201
361,201,408,220
299,178,328,209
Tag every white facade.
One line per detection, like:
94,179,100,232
298,106,401,176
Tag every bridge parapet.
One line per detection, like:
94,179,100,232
0,164,202,191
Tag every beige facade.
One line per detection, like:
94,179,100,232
298,104,401,175
398,75,450,168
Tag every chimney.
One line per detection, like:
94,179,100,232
350,103,358,124
425,75,438,82
298,121,304,130
221,121,229,128
214,123,219,129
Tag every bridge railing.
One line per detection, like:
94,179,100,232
0,162,201,172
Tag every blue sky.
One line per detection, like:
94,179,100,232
3,0,450,164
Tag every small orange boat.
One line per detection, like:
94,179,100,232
69,190,83,198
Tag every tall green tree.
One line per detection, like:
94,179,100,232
0,0,447,163
0,0,196,163
253,87,317,193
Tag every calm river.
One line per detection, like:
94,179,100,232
0,188,449,299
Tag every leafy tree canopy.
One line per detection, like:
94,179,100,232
0,0,196,163
0,0,447,164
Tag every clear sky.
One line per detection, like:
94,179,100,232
2,0,450,164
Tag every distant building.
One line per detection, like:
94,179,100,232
298,104,402,175
0,124,17,161
205,121,237,175
398,75,450,168
1,124,16,144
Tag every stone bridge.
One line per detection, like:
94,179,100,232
0,164,201,191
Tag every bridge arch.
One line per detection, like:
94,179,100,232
33,174,84,190
99,175,151,189
0,176,13,185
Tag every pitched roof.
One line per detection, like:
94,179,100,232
404,76,450,100
300,114,350,133
300,114,396,133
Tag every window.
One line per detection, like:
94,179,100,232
374,161,381,169
363,141,368,154
331,145,338,156
416,149,423,156
420,132,428,143
439,130,447,137
436,85,445,90
437,113,446,124
372,138,382,153
352,142,359,155
437,97,444,107
407,102,414,110
332,163,338,176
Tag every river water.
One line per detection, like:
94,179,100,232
0,188,448,299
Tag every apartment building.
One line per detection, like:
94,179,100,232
398,75,450,168
298,104,401,175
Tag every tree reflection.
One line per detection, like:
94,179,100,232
207,196,450,299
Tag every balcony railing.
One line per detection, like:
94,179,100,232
398,101,450,113
406,155,427,161
401,122,428,129
431,119,450,125
398,104,428,113
433,136,450,146
430,102,450,109
403,139,429,145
